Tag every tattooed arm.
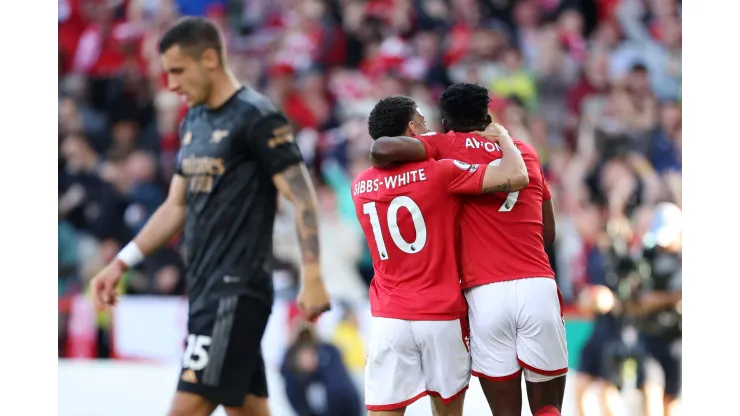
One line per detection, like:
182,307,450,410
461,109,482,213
246,109,322,269
247,107,330,319
478,126,529,194
273,163,331,318
273,164,320,266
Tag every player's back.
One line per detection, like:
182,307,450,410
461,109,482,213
418,131,554,288
352,159,479,320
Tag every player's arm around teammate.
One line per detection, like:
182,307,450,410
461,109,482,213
369,135,426,168
477,125,529,193
369,133,427,167
370,121,529,192
370,122,512,168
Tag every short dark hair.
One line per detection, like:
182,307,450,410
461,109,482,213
158,17,224,62
439,83,491,132
630,62,648,73
368,96,418,140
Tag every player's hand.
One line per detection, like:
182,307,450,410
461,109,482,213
474,122,512,144
90,260,126,310
297,264,331,322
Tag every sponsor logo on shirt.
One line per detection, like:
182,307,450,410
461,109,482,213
267,125,294,148
210,130,229,144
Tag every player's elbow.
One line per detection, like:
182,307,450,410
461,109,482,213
542,199,556,245
163,194,187,213
543,228,556,246
509,170,529,192
369,139,395,168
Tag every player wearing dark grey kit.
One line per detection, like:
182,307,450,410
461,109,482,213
90,17,331,416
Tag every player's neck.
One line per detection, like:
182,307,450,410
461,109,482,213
448,124,487,133
205,70,242,109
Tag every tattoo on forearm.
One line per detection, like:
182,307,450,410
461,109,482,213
281,165,320,264
297,207,320,263
483,179,512,194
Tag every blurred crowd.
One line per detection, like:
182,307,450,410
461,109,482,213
59,0,680,382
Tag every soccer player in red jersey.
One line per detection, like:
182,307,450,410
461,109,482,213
353,96,529,416
369,84,567,416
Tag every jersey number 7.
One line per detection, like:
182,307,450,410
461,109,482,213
362,196,428,261
489,159,520,211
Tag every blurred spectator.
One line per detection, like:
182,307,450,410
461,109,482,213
121,150,165,234
59,83,109,151
127,248,186,295
332,307,366,374
331,305,366,402
59,218,80,297
59,135,129,243
491,47,538,111
85,237,127,358
611,0,681,101
650,100,681,175
532,20,580,147
281,324,362,416
316,183,366,304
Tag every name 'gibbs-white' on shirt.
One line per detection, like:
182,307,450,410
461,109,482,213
351,158,487,321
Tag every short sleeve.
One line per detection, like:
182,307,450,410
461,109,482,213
434,159,486,195
247,111,304,176
175,149,184,176
541,164,551,201
529,145,551,201
519,140,550,201
543,174,552,201
416,132,454,160
175,119,186,176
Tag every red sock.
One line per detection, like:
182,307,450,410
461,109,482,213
534,405,561,416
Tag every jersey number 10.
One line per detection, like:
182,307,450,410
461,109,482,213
362,196,427,260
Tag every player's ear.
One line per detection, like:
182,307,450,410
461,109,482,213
407,120,419,136
201,48,220,70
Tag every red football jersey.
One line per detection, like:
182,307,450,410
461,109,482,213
352,159,487,320
417,131,555,288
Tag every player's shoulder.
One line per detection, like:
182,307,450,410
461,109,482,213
436,158,475,170
416,131,446,139
431,158,483,178
236,87,281,117
416,131,463,157
351,167,382,200
353,167,378,183
513,139,536,154
183,87,280,120
416,131,457,143
513,139,542,160
182,104,204,124
352,160,435,186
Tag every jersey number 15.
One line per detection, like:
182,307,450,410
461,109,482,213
362,196,427,261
